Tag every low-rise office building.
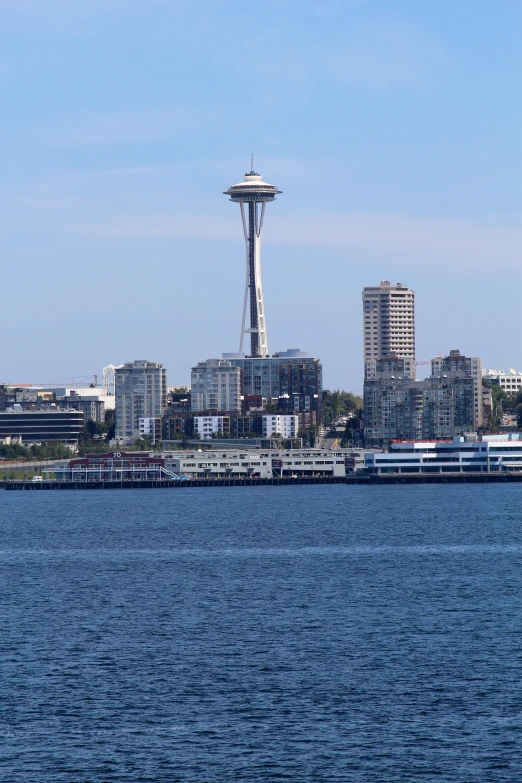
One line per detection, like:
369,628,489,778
57,447,371,480
483,369,522,395
165,448,351,479
365,435,522,474
0,409,84,445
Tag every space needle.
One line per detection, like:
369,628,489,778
224,159,282,358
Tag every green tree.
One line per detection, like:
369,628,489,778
0,442,28,460
0,440,73,462
211,430,231,439
105,409,116,440
76,409,117,455
29,441,72,460
127,436,154,451
322,389,362,427
282,438,303,449
485,380,512,430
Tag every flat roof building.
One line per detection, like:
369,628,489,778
364,375,477,447
191,360,242,413
115,360,167,443
69,450,166,481
432,349,483,429
45,386,115,410
262,414,298,439
483,369,522,394
193,415,231,440
365,436,522,475
223,349,322,412
363,281,415,379
165,448,351,479
0,409,84,445
65,394,105,423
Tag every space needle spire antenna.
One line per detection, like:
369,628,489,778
224,160,282,357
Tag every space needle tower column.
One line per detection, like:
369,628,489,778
224,162,282,357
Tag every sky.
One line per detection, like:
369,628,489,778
0,0,520,393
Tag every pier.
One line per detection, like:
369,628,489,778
4,472,522,490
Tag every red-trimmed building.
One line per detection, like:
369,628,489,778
69,451,165,481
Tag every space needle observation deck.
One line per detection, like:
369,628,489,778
224,162,282,358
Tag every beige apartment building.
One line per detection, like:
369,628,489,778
362,281,415,379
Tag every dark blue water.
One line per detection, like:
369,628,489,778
1,485,522,782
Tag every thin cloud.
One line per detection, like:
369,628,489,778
310,0,370,15
326,20,449,92
270,211,522,264
0,157,307,202
63,208,522,269
0,0,187,31
2,163,517,269
253,17,448,96
52,108,208,145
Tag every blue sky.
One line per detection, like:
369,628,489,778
0,0,520,392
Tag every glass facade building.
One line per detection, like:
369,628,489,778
0,410,84,444
223,350,322,413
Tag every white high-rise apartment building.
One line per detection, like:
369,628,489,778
363,281,415,379
115,360,167,443
191,360,242,413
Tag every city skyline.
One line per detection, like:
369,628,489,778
0,1,520,391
